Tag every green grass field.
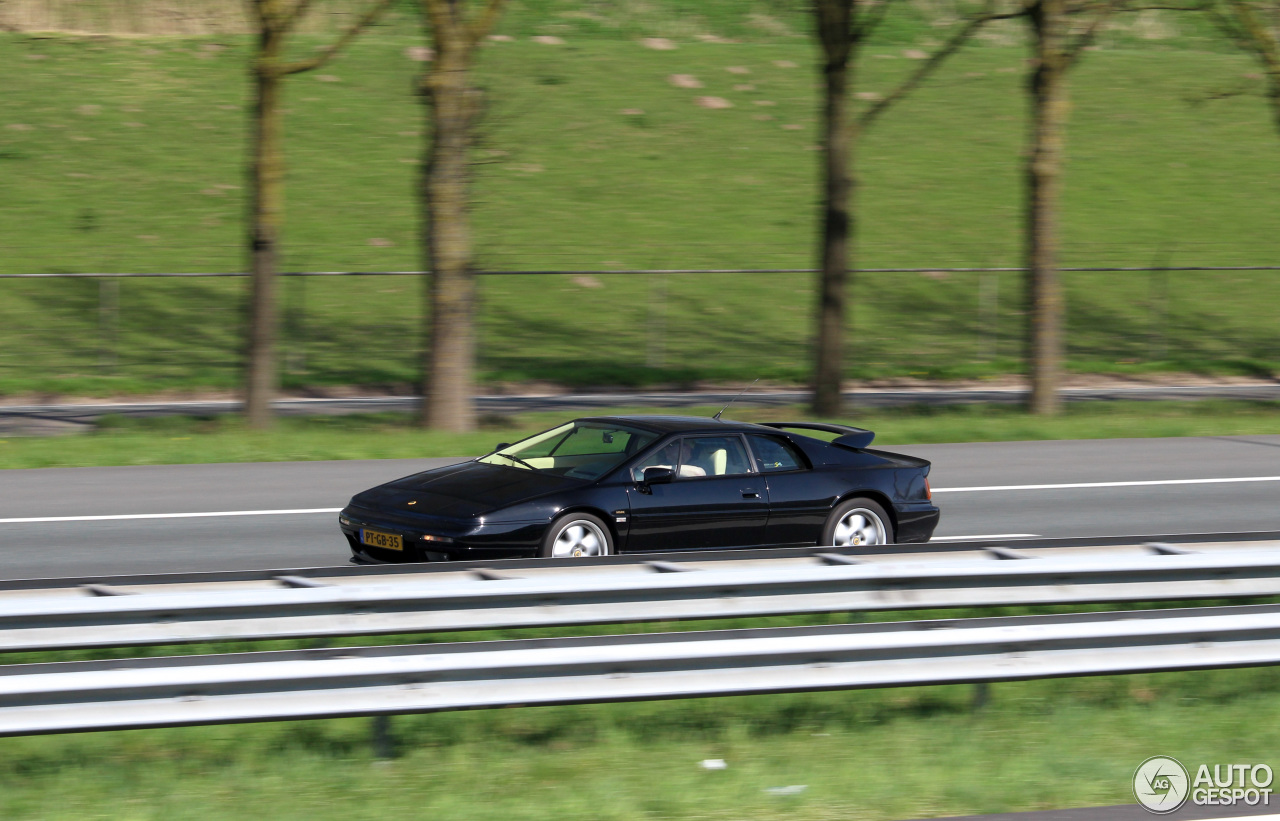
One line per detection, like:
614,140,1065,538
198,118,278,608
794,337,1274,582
2,17,1280,396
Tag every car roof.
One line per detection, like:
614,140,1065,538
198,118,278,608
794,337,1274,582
577,415,774,435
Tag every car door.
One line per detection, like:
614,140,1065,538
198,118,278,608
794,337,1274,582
623,434,768,551
744,433,827,545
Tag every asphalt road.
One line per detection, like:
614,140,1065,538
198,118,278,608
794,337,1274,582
0,434,1276,579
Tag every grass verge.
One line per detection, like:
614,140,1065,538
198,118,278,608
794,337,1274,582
0,399,1275,469
0,664,1277,820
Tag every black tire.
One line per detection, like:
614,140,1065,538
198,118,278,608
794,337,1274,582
539,512,614,558
821,497,894,547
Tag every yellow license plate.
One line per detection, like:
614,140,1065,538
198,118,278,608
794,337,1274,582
360,529,403,551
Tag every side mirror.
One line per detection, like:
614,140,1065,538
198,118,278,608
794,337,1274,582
494,443,511,452
640,466,674,490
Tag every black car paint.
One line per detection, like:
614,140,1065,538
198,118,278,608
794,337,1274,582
624,471,769,550
338,415,940,561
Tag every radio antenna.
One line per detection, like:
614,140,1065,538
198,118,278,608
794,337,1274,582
713,377,759,421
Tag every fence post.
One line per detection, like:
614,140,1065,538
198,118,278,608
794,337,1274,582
1148,245,1172,363
98,277,119,374
285,273,307,375
647,272,667,370
980,271,999,362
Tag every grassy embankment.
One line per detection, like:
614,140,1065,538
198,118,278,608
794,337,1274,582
2,16,1279,396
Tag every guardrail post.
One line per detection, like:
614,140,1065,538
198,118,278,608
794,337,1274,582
972,682,990,711
371,714,395,759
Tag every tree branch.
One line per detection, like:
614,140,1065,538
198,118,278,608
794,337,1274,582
280,0,393,74
854,0,893,44
421,0,456,46
814,0,854,64
281,0,317,34
1063,0,1121,67
467,0,509,47
1223,0,1280,74
1201,0,1253,51
856,2,1029,129
247,0,282,28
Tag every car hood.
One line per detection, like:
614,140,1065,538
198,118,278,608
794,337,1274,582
355,461,583,519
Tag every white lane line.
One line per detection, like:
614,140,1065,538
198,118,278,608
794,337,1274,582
0,508,342,524
929,534,1040,541
2,474,1278,524
933,476,1280,493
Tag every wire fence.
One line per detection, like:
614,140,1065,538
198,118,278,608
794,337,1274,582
0,265,1276,395
4,265,1280,278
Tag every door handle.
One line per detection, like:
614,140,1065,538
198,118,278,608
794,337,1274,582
741,489,760,499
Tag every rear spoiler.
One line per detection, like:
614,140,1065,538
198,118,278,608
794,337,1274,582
760,422,875,450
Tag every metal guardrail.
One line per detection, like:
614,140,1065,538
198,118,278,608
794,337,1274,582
2,603,1279,736
1,542,1279,652
3,538,1279,737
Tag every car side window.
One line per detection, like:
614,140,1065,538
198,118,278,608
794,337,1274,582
631,440,682,481
680,435,753,478
746,434,806,472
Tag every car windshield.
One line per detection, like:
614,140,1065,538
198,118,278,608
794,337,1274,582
477,421,659,481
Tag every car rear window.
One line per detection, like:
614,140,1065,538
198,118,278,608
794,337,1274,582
746,435,806,472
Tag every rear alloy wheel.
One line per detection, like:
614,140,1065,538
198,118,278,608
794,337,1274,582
540,513,614,558
822,498,894,547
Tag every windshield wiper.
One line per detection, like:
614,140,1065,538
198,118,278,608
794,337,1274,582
494,452,541,471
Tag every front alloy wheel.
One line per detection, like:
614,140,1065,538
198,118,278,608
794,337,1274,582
540,513,614,558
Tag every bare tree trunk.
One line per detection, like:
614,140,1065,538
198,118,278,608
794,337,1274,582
812,1,855,417
1268,81,1280,133
245,31,284,429
242,0,391,429
814,56,853,417
1025,0,1069,416
807,0,1008,416
414,0,505,432
420,49,479,432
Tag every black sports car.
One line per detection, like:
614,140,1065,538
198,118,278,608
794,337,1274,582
339,415,939,562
